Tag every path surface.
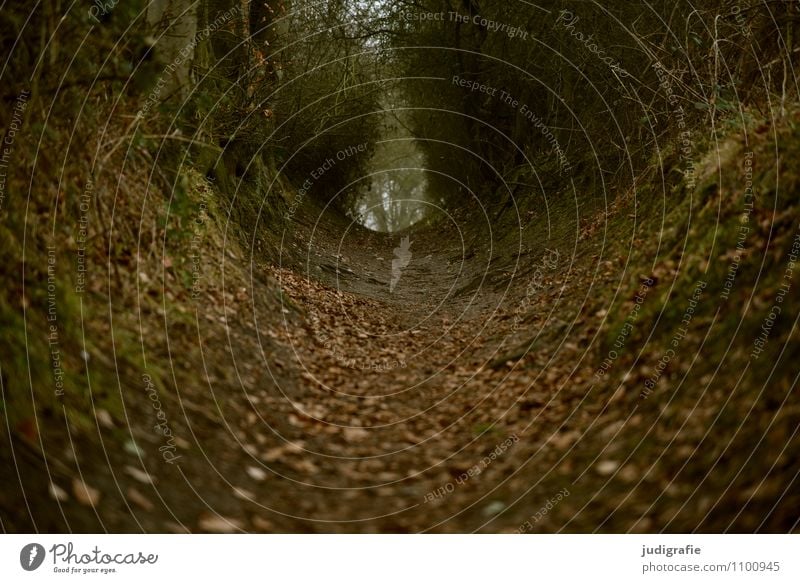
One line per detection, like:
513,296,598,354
175,199,632,533
9,194,793,534
248,210,580,532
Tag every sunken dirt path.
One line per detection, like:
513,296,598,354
14,197,767,534
146,200,638,535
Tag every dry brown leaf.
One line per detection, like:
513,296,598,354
49,482,69,502
72,478,101,507
596,460,619,476
126,487,154,511
124,465,156,484
246,466,268,481
198,514,243,533
343,427,369,442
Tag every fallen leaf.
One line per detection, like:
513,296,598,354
251,515,274,532
124,439,146,457
246,466,268,481
233,487,255,501
95,409,114,429
262,447,284,462
126,487,154,511
198,514,243,533
483,500,506,516
596,460,619,476
72,478,101,507
343,427,369,442
49,482,69,502
124,465,156,484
